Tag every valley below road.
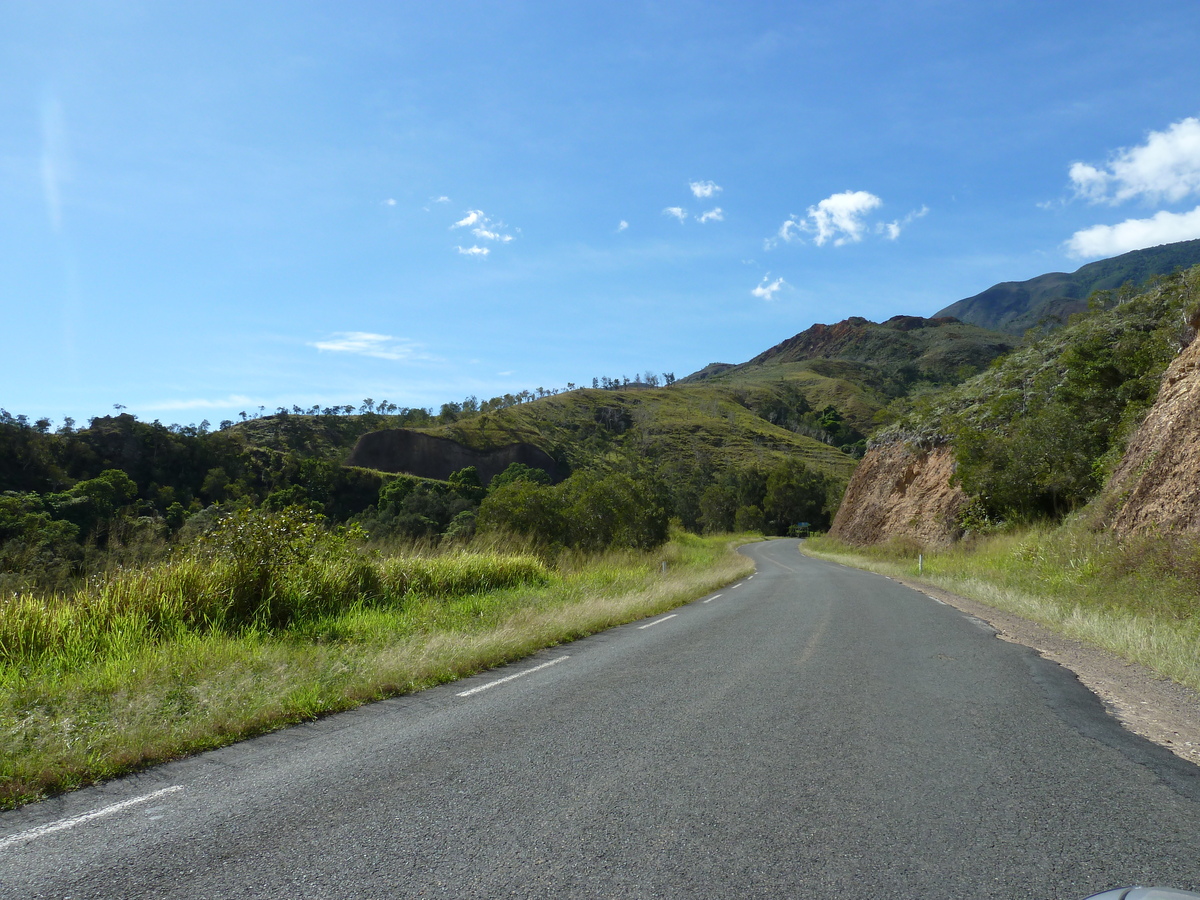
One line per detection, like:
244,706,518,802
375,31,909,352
2,540,1199,899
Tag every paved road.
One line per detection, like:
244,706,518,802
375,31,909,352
3,540,1199,899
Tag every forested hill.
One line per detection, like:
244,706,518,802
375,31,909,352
935,238,1200,335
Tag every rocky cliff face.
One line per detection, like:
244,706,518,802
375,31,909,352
829,442,967,547
346,430,560,484
1105,331,1200,535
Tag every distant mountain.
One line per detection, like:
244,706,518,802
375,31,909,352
680,315,1016,431
935,239,1200,335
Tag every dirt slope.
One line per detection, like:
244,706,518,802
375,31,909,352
1106,329,1200,534
829,441,967,546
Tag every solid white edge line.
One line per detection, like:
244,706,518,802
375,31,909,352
456,655,570,697
702,593,723,604
638,614,678,630
0,785,184,851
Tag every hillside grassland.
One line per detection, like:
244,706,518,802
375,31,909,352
434,383,859,477
0,525,754,809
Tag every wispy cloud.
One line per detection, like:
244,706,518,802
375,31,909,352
472,227,512,242
689,180,722,199
451,209,514,245
752,274,786,301
456,245,490,257
1070,117,1200,205
617,220,629,232
309,332,424,360
40,95,69,233
663,206,687,223
433,195,451,203
1065,206,1200,258
142,394,260,411
697,207,724,224
384,198,396,207
765,216,804,249
877,205,928,240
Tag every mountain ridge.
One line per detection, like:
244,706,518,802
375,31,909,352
935,239,1200,334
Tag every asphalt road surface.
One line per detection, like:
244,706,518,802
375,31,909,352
3,540,1199,899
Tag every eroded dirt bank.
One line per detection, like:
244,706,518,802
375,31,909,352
829,441,967,546
1106,326,1200,534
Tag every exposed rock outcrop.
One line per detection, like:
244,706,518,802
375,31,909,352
345,429,560,485
1105,331,1200,535
829,441,967,547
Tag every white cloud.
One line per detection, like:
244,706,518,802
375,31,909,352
433,195,451,203
663,206,687,223
450,208,515,249
472,227,513,242
806,190,882,246
1064,205,1200,258
384,198,396,206
752,274,786,301
877,205,929,240
1070,117,1200,205
765,215,804,249
309,332,420,360
617,220,629,232
697,207,724,224
689,180,722,199
766,191,891,249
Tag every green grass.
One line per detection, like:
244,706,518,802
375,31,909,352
436,386,859,479
0,531,754,809
804,525,1200,693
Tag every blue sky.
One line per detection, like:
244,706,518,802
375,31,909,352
4,1,1200,426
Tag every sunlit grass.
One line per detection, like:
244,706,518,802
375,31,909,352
805,526,1200,693
0,531,753,809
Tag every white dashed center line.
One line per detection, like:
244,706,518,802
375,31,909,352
0,786,184,851
456,656,570,697
703,593,723,604
638,614,678,630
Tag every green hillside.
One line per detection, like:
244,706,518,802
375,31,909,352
432,384,859,477
935,239,1200,335
678,314,1016,433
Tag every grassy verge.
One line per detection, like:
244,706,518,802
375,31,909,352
0,531,753,809
804,527,1200,693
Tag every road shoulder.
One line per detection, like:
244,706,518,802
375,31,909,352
883,573,1200,768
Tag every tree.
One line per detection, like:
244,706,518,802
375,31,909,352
488,462,552,492
763,459,834,534
477,480,563,545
